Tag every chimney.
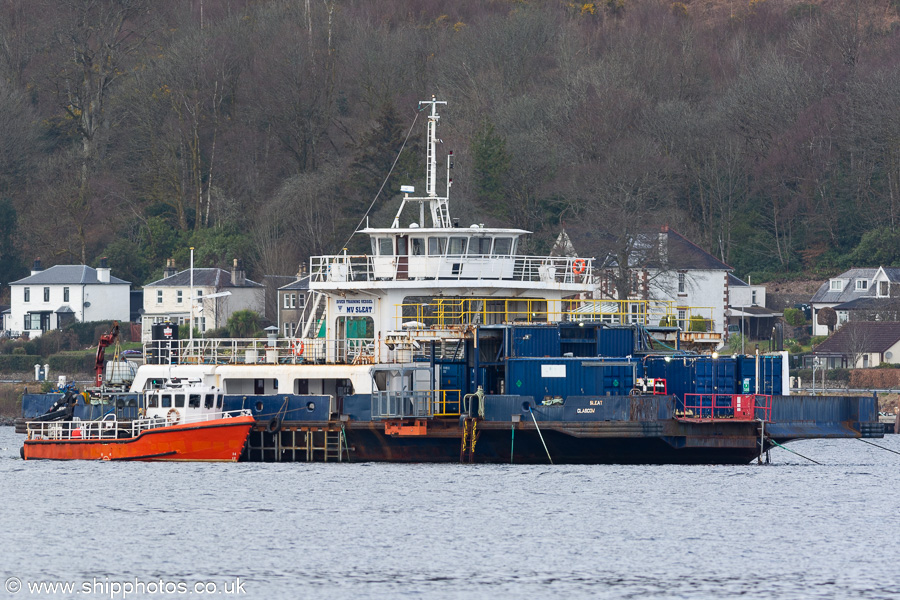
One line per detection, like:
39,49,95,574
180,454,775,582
231,258,245,286
163,258,176,279
31,258,43,276
97,257,110,284
658,230,668,265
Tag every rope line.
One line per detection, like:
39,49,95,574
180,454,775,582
857,437,900,456
768,438,821,465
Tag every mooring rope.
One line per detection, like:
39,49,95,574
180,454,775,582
768,438,822,465
529,407,553,464
857,437,900,456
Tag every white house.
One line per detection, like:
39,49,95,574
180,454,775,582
9,258,131,338
809,268,884,336
141,259,264,341
727,274,779,340
596,226,732,343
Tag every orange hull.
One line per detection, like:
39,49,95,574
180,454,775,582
22,415,255,462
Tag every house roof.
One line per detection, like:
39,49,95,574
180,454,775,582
728,273,748,287
878,267,900,282
729,305,779,317
11,265,129,286
813,321,900,355
144,268,262,288
55,305,75,314
602,226,732,272
833,297,900,311
279,276,310,291
809,268,878,304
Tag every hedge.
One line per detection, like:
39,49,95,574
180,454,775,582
0,355,43,372
48,353,96,374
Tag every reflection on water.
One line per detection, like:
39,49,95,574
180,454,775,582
1,429,899,599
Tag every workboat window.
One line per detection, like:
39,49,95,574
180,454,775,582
471,237,492,255
448,237,467,255
428,237,447,255
397,236,408,255
174,394,185,408
161,394,172,408
204,394,214,409
377,238,393,256
493,237,512,256
217,395,223,409
411,238,425,256
189,394,201,408
148,395,158,408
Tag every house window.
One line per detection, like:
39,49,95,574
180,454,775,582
677,273,685,294
677,309,686,330
194,316,206,332
43,287,49,302
856,280,868,291
283,322,294,337
24,287,29,302
283,293,296,309
63,287,69,302
751,290,758,306
157,290,163,304
880,281,889,296
830,280,843,291
177,290,183,304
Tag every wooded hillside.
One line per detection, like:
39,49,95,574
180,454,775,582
0,0,898,294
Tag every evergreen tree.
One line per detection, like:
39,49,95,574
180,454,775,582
0,198,26,291
471,119,511,219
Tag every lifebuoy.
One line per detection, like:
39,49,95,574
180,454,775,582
572,259,587,275
293,341,305,356
166,408,181,425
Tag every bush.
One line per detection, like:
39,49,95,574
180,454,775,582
810,335,827,347
783,308,806,327
63,321,128,346
48,353,96,374
0,354,42,371
688,315,708,332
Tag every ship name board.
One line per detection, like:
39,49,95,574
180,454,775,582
336,299,374,315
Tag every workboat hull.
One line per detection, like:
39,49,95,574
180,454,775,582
22,416,255,462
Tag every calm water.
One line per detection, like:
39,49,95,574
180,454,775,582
1,427,899,600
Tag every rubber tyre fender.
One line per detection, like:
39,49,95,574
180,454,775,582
266,417,282,434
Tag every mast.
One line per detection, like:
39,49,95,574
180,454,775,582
391,96,451,229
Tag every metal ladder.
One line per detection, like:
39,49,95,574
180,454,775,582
459,417,479,463
324,429,344,462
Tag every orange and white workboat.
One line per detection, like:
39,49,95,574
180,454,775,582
22,380,254,462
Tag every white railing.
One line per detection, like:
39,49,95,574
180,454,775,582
310,254,594,285
144,337,377,366
371,390,435,419
26,410,253,441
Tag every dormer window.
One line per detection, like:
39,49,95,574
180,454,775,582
880,281,889,296
830,280,843,292
855,280,868,291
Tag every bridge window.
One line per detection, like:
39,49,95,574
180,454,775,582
174,394,185,408
471,238,492,255
161,394,172,408
377,238,393,256
493,238,512,256
428,237,447,255
411,238,425,256
448,237,467,255
189,394,201,408
204,394,214,409
148,395,158,408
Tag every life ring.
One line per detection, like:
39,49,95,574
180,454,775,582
166,408,181,425
266,417,282,434
293,341,305,356
572,259,587,275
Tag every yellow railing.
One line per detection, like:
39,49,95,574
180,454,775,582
434,390,462,416
392,298,719,331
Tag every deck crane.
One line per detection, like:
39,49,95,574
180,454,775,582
94,321,119,387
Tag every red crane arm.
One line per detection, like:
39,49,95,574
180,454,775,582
94,321,120,387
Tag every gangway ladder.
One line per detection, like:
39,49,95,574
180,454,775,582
460,417,480,463
299,291,328,339
757,419,770,465
324,428,345,462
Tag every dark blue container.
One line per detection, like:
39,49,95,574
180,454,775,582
509,325,560,358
